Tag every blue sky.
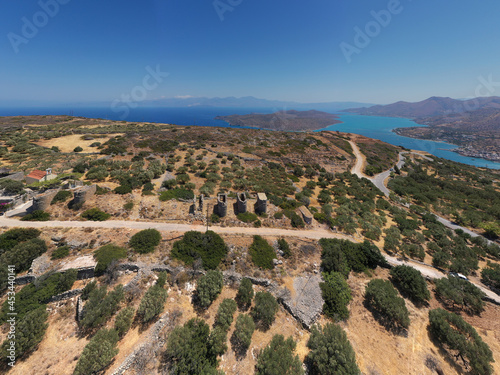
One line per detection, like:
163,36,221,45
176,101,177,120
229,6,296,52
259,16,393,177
1,0,500,105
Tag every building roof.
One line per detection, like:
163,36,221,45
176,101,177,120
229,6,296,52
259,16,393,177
26,170,47,180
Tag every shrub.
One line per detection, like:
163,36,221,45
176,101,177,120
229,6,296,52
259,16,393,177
307,323,360,375
237,212,258,223
51,190,73,204
0,228,41,251
114,307,135,337
114,185,132,195
214,299,237,331
80,285,124,331
210,213,220,223
277,238,291,258
165,318,218,374
159,188,194,201
208,325,229,357
249,235,276,270
81,208,110,221
0,237,47,291
51,245,70,260
255,335,304,375
236,278,254,310
94,244,127,275
232,314,255,354
137,283,168,324
123,201,134,210
481,262,500,291
195,270,223,309
364,279,410,330
289,211,305,228
73,329,119,375
0,306,48,362
251,292,278,330
73,146,83,153
389,265,430,304
429,308,493,375
320,272,352,321
21,210,50,221
435,276,485,315
171,231,228,270
129,228,162,254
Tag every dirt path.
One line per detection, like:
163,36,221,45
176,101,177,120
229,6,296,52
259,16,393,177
0,216,356,241
349,140,368,179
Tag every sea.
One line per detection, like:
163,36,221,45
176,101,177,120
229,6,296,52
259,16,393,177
1,106,499,170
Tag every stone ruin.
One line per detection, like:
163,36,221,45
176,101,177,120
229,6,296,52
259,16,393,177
32,188,60,211
215,193,228,217
236,192,247,214
255,192,268,214
70,184,97,207
198,194,204,212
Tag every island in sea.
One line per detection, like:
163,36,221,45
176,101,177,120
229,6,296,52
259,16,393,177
215,110,341,131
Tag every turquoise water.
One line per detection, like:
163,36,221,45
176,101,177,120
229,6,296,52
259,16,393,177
317,114,500,170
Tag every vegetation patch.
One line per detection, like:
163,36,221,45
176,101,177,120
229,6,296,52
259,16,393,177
434,276,485,315
249,235,276,269
389,265,430,304
129,228,162,254
171,231,228,270
21,210,50,221
94,244,127,275
81,208,111,221
159,188,194,201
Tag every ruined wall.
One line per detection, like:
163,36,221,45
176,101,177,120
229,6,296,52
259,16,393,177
32,189,60,211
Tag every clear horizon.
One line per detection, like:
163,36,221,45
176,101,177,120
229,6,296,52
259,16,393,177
2,1,500,105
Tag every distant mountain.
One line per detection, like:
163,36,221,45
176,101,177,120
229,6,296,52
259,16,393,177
142,96,373,111
215,110,340,131
346,96,500,118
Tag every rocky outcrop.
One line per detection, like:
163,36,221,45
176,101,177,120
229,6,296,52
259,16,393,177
14,275,36,285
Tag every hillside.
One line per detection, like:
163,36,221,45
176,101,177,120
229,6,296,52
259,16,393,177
215,110,341,131
0,116,499,374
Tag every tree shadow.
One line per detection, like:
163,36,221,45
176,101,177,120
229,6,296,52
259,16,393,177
426,327,468,374
230,331,250,360
363,299,408,337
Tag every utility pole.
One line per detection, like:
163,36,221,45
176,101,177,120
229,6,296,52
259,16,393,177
206,203,210,232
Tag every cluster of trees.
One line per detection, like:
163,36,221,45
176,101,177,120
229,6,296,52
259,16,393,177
255,335,303,375
320,238,386,278
172,231,228,270
0,229,46,291
251,292,278,330
434,276,485,315
209,299,237,356
364,279,410,330
389,265,430,304
429,308,494,374
481,262,500,291
236,278,254,310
